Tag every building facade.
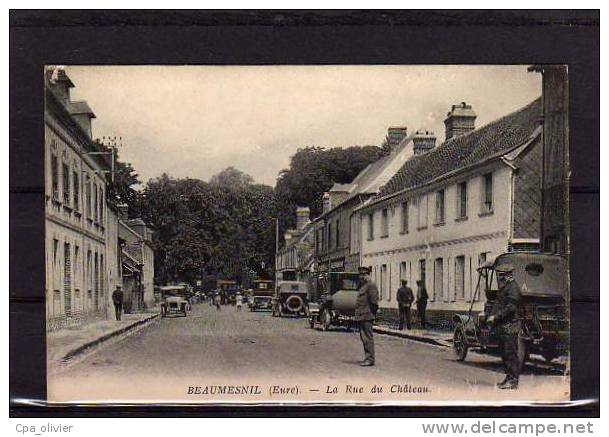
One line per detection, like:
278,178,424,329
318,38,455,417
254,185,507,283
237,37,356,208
357,99,543,328
45,67,112,330
313,126,432,273
276,207,314,282
119,217,155,312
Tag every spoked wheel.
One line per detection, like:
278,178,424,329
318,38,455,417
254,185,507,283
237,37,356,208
453,327,468,361
321,308,332,332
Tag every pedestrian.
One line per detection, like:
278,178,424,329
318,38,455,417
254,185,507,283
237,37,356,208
416,279,428,329
486,263,523,390
236,292,243,311
354,266,379,367
396,279,415,330
112,285,124,321
214,292,222,311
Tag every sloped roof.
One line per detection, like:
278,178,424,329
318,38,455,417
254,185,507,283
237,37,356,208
375,98,542,201
67,100,96,118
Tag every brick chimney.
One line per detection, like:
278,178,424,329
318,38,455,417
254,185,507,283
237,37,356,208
413,130,437,155
385,126,408,152
444,102,477,141
117,203,129,221
296,206,310,230
322,192,331,213
46,66,73,104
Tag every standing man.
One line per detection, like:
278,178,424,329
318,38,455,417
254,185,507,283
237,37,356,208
396,279,415,330
112,285,124,321
486,263,523,390
354,266,379,367
416,279,428,329
214,292,222,311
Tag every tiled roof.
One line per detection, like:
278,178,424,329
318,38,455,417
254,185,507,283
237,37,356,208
376,98,542,200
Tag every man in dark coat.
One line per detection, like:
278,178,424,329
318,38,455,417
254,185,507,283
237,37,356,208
354,266,379,367
112,285,124,321
415,280,428,329
487,263,523,390
396,279,415,330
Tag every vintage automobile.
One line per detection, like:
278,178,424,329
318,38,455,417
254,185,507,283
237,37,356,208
249,279,274,312
272,281,308,317
217,279,238,305
160,285,190,317
452,252,569,368
307,272,361,331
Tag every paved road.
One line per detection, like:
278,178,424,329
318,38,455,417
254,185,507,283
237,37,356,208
48,303,569,403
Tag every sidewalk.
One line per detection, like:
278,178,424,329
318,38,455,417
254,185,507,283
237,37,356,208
373,324,453,348
47,311,159,368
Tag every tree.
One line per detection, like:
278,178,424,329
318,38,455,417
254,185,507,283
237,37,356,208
274,145,384,237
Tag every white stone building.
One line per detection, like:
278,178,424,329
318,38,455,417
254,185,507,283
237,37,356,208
357,99,543,327
45,67,112,330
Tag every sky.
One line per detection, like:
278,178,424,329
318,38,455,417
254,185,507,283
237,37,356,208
66,65,541,187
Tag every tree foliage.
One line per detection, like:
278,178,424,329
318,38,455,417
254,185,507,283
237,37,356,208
274,145,385,234
138,170,278,286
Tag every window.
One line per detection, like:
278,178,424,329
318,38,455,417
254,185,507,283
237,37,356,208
457,181,468,219
435,189,445,224
455,255,465,300
381,208,389,237
99,188,104,223
367,213,374,240
73,171,80,211
85,175,91,219
64,243,71,316
51,154,59,200
92,182,98,222
401,201,409,233
53,239,59,265
62,162,70,204
380,264,387,301
481,172,493,214
417,195,428,229
434,258,444,301
418,259,426,285
327,222,332,249
335,219,340,248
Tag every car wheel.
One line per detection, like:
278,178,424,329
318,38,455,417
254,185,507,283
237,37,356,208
321,309,332,332
453,326,468,361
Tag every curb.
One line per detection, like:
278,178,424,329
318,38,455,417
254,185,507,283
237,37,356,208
62,313,159,362
373,326,451,348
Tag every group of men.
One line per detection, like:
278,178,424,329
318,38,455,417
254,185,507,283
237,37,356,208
396,278,428,330
353,263,523,390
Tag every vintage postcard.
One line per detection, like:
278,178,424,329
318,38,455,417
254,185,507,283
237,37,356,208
44,65,569,404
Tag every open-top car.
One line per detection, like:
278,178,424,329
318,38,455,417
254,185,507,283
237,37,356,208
307,272,361,331
160,285,190,317
272,281,308,317
452,252,569,368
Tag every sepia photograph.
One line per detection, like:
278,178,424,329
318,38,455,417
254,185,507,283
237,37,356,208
43,64,570,405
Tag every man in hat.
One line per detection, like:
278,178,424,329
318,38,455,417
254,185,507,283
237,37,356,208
396,279,415,330
415,279,429,329
355,266,379,366
486,263,523,390
112,285,124,321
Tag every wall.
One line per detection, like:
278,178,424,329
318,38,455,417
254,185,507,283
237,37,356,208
360,164,513,318
45,107,110,331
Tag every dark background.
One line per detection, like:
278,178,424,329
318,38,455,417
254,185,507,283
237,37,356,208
9,9,599,417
